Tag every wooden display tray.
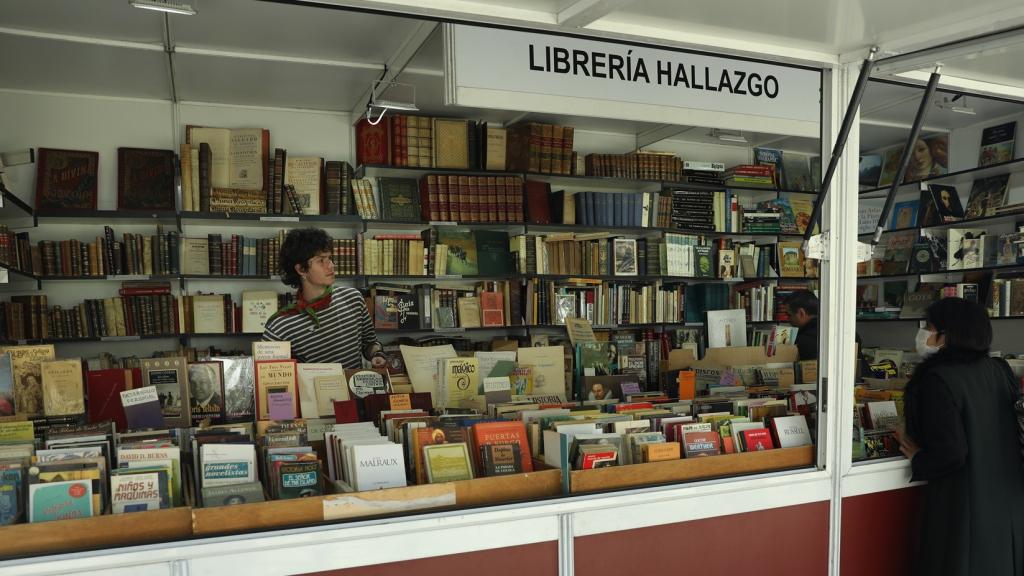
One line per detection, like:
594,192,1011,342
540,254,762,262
568,445,815,494
192,468,562,537
0,507,193,559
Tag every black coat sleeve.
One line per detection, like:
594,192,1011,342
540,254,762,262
910,375,968,482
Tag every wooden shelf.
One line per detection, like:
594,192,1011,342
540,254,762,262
568,445,815,494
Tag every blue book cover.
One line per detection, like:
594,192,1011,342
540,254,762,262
890,200,920,229
0,468,22,525
753,147,786,189
29,479,93,523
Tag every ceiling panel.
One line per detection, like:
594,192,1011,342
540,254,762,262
170,0,421,63
0,0,165,44
173,52,380,111
935,42,1024,89
0,33,171,99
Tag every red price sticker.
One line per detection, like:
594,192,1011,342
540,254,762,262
68,483,87,499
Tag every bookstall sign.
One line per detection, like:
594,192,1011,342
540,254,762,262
446,24,820,124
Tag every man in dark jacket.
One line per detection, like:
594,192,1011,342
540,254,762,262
785,290,820,360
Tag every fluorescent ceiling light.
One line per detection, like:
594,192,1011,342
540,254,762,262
372,100,419,112
709,129,748,143
129,0,197,16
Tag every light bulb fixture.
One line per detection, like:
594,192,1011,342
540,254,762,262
935,94,976,115
365,79,419,126
709,128,748,143
129,0,197,16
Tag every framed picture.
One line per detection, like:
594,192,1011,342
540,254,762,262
613,238,638,276
188,361,225,424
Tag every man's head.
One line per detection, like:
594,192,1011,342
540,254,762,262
280,228,335,290
785,290,819,328
590,383,606,399
190,365,216,401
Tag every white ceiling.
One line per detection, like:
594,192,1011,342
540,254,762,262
0,0,1021,153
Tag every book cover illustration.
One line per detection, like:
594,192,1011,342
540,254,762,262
889,200,919,229
979,121,1016,166
212,356,255,422
613,238,638,276
922,185,964,224
40,359,85,416
142,357,189,427
783,155,812,191
28,479,93,523
876,146,903,187
0,353,14,417
117,147,176,211
963,174,1010,219
777,242,805,277
277,461,323,499
905,134,948,182
423,442,474,483
1,345,56,417
706,309,747,348
201,481,265,507
188,361,225,424
859,154,882,187
35,148,99,211
753,147,785,188
436,229,478,275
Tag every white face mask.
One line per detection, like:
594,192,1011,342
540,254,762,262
915,328,940,358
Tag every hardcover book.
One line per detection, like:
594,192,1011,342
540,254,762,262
777,241,806,277
481,443,522,476
979,121,1016,166
889,200,919,229
859,154,882,187
40,358,85,416
770,415,812,448
241,291,278,334
456,296,481,329
284,157,323,214
35,148,99,211
753,147,785,189
254,360,298,421
0,353,13,417
119,386,166,430
252,341,291,362
485,127,507,171
964,174,1010,219
472,420,533,473
296,363,348,418
378,177,421,221
186,126,269,192
706,309,747,348
141,357,190,427
740,428,775,451
117,147,176,211
356,118,390,165
436,228,478,275
613,238,638,276
433,118,470,169
187,361,225,424
210,356,256,422
0,344,56,417
423,442,474,483
921,184,964,224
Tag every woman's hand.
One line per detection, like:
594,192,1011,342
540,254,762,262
895,425,920,460
370,354,387,369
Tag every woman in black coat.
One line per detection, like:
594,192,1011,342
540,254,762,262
897,297,1024,576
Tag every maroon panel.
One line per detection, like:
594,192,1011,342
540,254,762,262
840,487,923,576
575,501,829,575
298,541,558,576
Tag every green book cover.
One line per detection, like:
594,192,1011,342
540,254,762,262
475,230,511,276
379,177,421,221
29,479,93,523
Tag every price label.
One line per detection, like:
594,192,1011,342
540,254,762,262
261,216,300,222
389,394,412,410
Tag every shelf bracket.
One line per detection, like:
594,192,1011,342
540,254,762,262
805,232,829,261
855,241,877,263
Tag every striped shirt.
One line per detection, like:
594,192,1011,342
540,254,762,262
262,286,380,368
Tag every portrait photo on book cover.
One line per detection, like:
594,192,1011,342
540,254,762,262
188,362,224,420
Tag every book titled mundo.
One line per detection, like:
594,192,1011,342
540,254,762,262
200,444,256,488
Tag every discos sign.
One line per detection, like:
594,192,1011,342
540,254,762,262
447,24,820,124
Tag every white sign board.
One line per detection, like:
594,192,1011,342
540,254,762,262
447,24,821,124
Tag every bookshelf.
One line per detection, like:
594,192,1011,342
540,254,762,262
859,156,1024,198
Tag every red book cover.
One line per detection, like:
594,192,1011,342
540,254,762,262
35,148,99,211
356,118,390,166
86,368,141,431
612,402,655,413
333,399,360,424
363,392,433,426
480,291,504,327
525,180,551,224
580,448,618,469
471,421,533,473
741,428,775,452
